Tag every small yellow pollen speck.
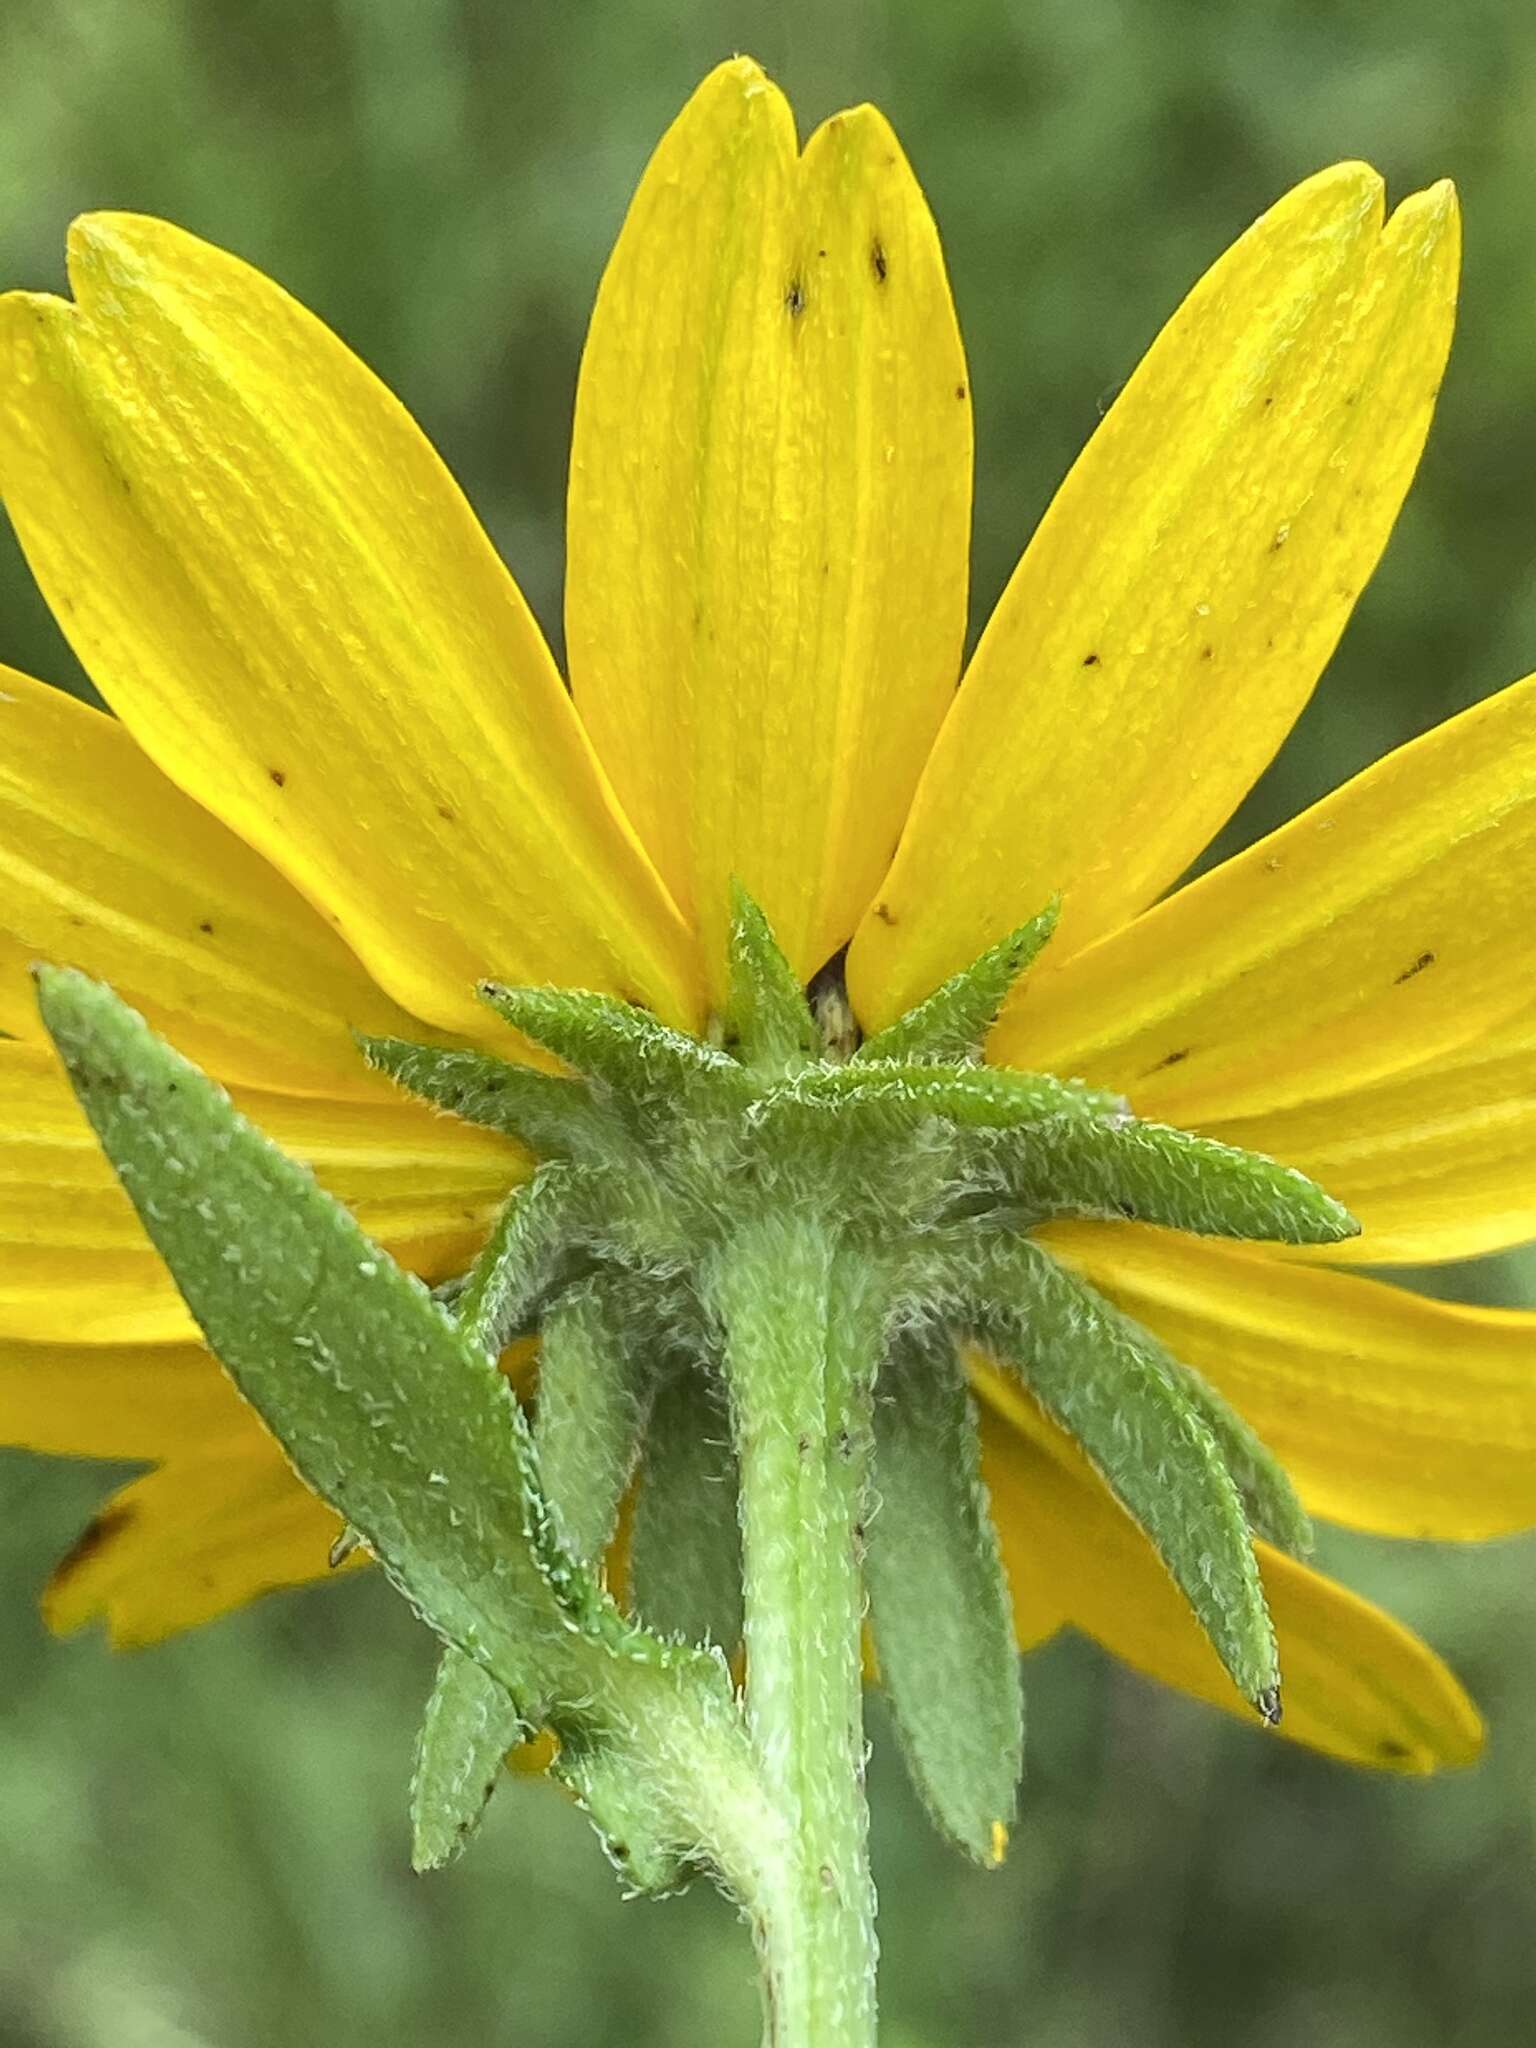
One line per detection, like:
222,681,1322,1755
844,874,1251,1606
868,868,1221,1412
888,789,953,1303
510,1727,559,1775
988,1819,1008,1866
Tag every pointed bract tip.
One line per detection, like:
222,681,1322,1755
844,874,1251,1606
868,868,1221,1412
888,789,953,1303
1322,1198,1364,1244
1256,1686,1283,1728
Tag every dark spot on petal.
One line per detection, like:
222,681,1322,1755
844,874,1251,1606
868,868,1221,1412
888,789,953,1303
873,902,896,926
1081,651,1101,668
198,920,214,935
817,247,828,259
1201,645,1215,661
1346,390,1361,407
1377,1737,1412,1760
1269,524,1290,552
1262,394,1275,410
955,383,967,400
1394,950,1436,984
1152,1047,1190,1070
785,278,806,318
269,767,287,788
49,1502,137,1595
437,805,456,823
870,239,888,283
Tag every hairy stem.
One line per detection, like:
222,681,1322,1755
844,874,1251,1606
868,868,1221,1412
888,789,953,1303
711,1210,884,2048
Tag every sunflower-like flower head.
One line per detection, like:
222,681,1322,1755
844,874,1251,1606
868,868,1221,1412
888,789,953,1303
3,60,1530,1839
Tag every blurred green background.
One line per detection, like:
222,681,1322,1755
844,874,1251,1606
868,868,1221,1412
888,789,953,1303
3,0,1536,2042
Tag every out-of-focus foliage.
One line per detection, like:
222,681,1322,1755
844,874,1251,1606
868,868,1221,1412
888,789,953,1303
2,1,1535,2043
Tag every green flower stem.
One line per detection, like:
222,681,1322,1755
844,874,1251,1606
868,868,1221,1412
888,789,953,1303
710,1210,885,2048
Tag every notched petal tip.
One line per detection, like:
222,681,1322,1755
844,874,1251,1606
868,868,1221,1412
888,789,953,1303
1292,158,1385,225
1399,175,1459,228
63,209,169,295
689,52,789,124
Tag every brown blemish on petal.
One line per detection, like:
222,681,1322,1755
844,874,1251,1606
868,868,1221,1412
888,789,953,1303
48,1501,137,1599
873,902,896,926
955,383,967,400
1081,652,1101,668
1151,1047,1191,1070
268,767,287,788
785,278,806,318
198,920,214,935
436,805,456,823
870,239,888,284
1200,645,1214,661
1269,524,1290,552
1394,950,1436,985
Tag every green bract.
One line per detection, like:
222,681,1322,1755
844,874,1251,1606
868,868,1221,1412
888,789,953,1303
33,892,1354,1912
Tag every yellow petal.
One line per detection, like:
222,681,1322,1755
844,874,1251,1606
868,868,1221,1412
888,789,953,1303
566,59,971,995
977,1362,1483,1770
992,668,1536,1125
0,1040,518,1341
1201,995,1536,1263
0,666,436,1097
1040,1221,1536,1540
0,1338,242,1458
43,1429,350,1646
851,168,1459,1027
0,217,699,1038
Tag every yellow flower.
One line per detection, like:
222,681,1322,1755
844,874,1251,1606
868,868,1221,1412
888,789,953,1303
0,58,1527,1774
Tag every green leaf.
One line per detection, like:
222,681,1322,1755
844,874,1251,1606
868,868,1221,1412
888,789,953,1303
534,1278,651,1563
358,1034,610,1159
855,901,1059,1066
979,1237,1280,1717
411,1647,527,1872
477,982,739,1100
722,881,817,1072
981,1115,1359,1246
38,966,564,1679
630,1364,744,1653
866,1331,1022,1865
